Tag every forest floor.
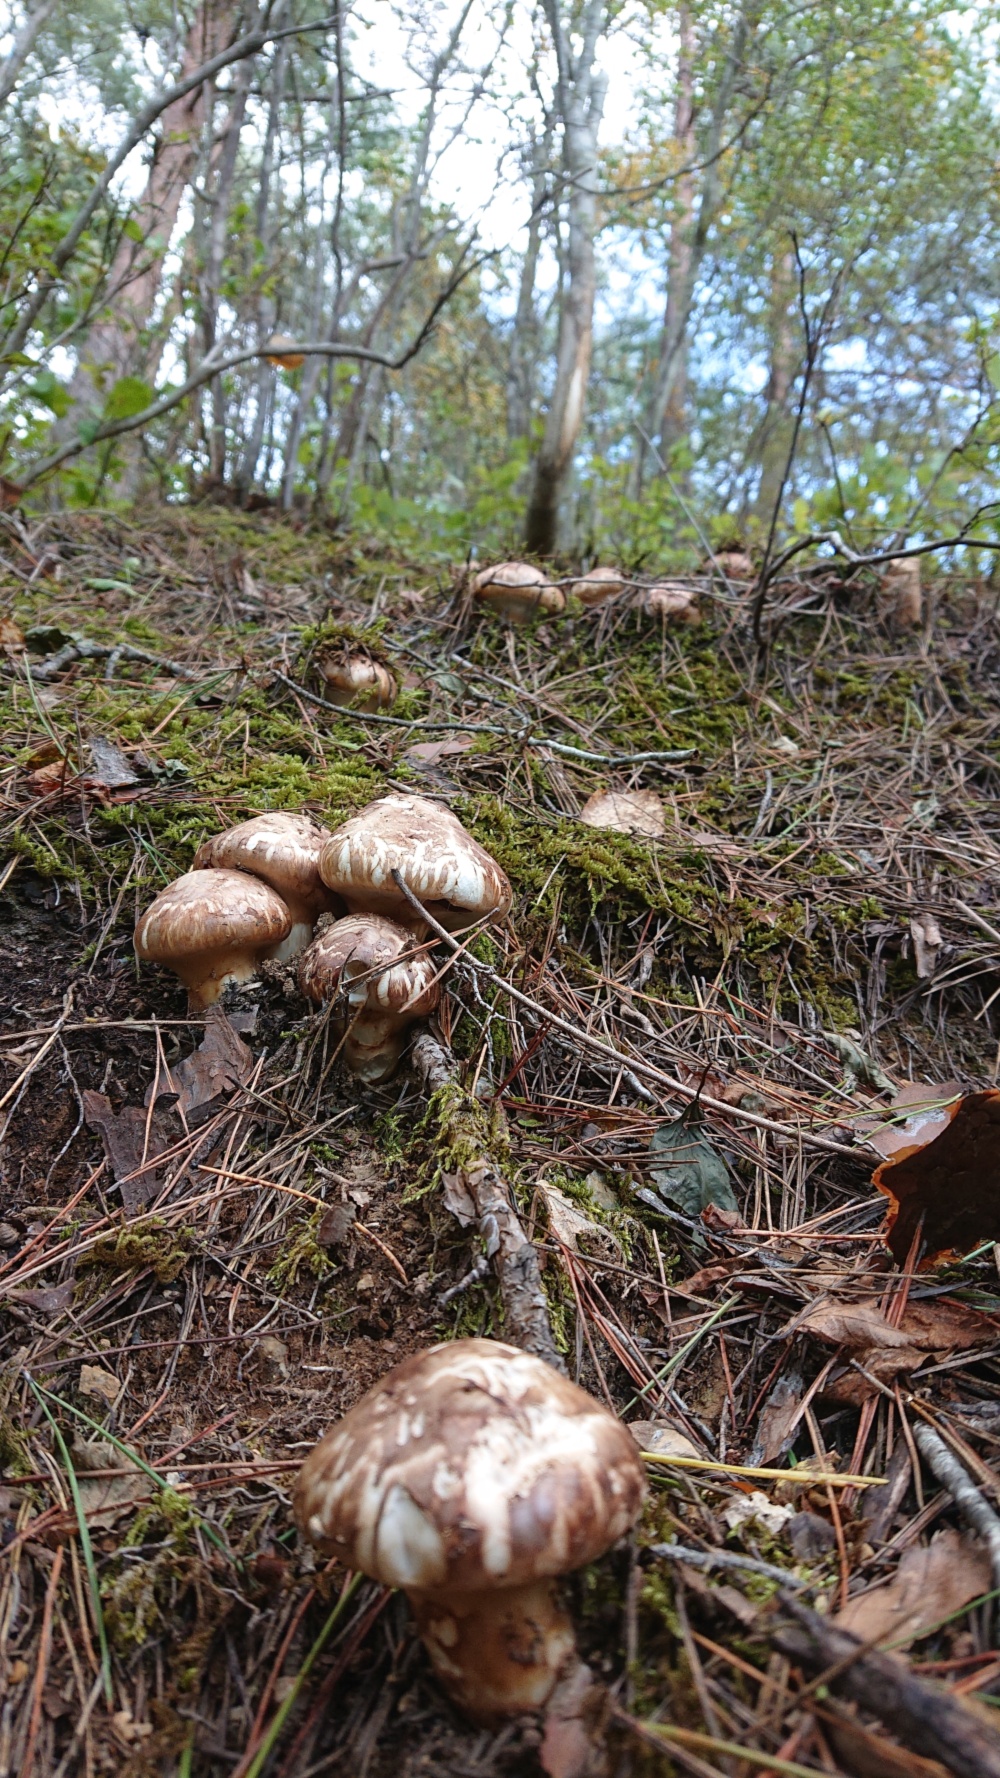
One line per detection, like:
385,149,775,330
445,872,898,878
2,504,1000,1778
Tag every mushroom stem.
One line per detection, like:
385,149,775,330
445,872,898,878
409,1579,577,1723
269,919,315,963
176,949,261,1009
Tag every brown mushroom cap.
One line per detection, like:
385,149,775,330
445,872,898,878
571,565,626,607
317,653,397,712
134,869,291,1007
193,811,337,957
294,1338,645,1593
298,913,439,1080
471,561,566,625
642,581,699,623
265,333,304,369
318,793,511,933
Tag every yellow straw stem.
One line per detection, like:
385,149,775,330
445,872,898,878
641,1451,887,1487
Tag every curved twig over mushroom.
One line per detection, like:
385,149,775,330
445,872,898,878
134,869,291,1008
570,564,625,607
193,810,339,959
316,650,398,711
298,913,439,1081
294,1339,646,1723
318,793,511,935
471,561,565,625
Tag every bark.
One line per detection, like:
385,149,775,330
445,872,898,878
753,248,796,523
524,0,607,556
236,36,286,497
0,0,58,107
654,5,695,460
507,111,554,443
65,1,238,418
199,46,256,485
634,1,751,494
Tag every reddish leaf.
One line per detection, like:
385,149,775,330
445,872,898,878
873,1090,1000,1264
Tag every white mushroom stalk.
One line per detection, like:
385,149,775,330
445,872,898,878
134,869,292,1008
294,1339,646,1723
298,914,439,1081
194,810,339,960
471,561,566,625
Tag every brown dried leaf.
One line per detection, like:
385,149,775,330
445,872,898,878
82,1091,182,1212
318,1203,357,1248
873,1089,1000,1264
0,616,25,652
440,1169,477,1226
540,1181,618,1256
5,1280,74,1315
154,1007,253,1122
74,1437,147,1527
863,1081,963,1161
79,1364,121,1407
404,735,474,763
797,1301,921,1351
836,1530,991,1649
627,1421,701,1460
579,788,665,837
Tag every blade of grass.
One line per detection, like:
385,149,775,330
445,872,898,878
26,1373,113,1704
240,1572,363,1778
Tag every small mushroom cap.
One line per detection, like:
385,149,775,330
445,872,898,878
318,794,512,932
265,333,304,368
642,582,699,623
193,812,336,923
316,653,397,711
571,565,626,607
294,1338,646,1593
134,868,291,996
472,562,566,621
298,913,439,1016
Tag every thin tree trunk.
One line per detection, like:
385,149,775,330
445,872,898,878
0,0,58,106
237,35,286,496
65,0,238,418
635,1,750,493
200,44,255,486
507,112,553,443
753,249,796,523
524,0,607,556
655,4,695,461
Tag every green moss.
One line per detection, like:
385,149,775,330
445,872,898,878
267,1211,333,1289
79,1221,192,1285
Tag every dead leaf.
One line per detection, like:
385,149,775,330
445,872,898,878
628,1421,701,1460
440,1170,477,1226
724,1492,795,1537
79,1364,121,1407
835,1530,991,1649
86,736,140,790
873,1089,1000,1264
910,912,943,979
753,1370,805,1465
74,1437,147,1526
579,788,665,837
863,1081,963,1161
318,1203,357,1248
4,1280,74,1316
404,735,474,764
0,616,24,653
817,1700,948,1778
540,1181,618,1255
82,1091,182,1212
648,1115,738,1238
151,1007,252,1123
899,1297,999,1351
796,1302,917,1352
822,1345,926,1407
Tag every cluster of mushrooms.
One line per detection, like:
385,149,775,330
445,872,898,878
472,559,700,626
133,795,511,1080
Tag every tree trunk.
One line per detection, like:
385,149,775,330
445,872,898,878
634,2,751,494
523,0,607,556
65,0,238,419
507,113,553,443
654,4,695,461
753,249,796,524
0,0,58,107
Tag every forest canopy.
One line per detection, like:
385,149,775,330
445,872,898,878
2,0,1000,564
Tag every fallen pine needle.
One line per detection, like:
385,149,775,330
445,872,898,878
615,1711,832,1778
641,1451,887,1487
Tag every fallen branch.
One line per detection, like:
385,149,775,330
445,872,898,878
912,1420,1000,1589
409,1031,564,1372
770,1592,1000,1778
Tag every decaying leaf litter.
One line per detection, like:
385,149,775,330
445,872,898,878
2,507,1000,1777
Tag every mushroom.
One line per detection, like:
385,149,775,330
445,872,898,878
134,869,291,1008
706,547,754,581
193,811,338,960
641,581,700,624
570,564,626,607
316,651,397,712
298,913,439,1081
880,557,922,629
471,561,565,625
294,1338,646,1722
264,333,304,369
318,793,511,935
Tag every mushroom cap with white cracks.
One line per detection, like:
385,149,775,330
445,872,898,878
298,913,439,1081
193,811,338,959
471,561,566,625
570,564,626,607
317,652,398,712
134,869,291,1008
642,581,700,624
294,1337,646,1594
318,793,512,933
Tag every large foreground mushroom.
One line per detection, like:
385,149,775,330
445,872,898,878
193,811,338,959
471,561,565,625
294,1339,645,1722
298,913,439,1080
134,869,291,1008
318,793,511,935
